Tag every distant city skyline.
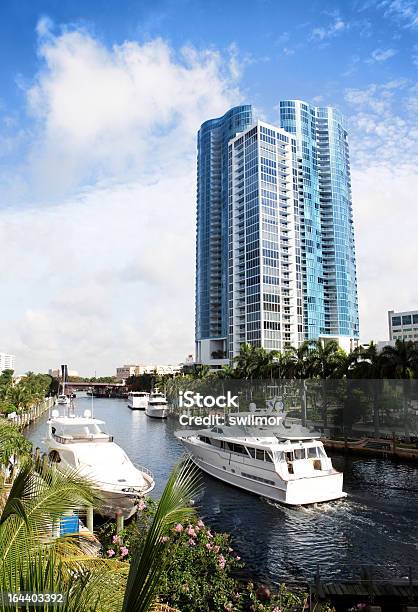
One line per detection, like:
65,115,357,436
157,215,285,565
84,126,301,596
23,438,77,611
0,1,416,373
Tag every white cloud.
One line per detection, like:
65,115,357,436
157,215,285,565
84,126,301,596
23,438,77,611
310,17,347,41
0,25,241,374
345,79,418,341
369,47,398,61
378,0,418,29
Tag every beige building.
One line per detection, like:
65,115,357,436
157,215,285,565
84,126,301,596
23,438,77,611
116,364,180,381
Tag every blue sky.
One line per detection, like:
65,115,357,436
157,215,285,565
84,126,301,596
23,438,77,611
0,0,417,373
1,0,417,128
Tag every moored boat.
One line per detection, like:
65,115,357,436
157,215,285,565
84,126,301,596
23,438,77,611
127,391,150,410
145,392,168,419
44,405,155,518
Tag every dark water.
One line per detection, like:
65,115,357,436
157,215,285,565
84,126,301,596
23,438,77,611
25,397,418,586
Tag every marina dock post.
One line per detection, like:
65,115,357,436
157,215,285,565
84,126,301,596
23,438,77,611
116,510,124,534
86,505,94,533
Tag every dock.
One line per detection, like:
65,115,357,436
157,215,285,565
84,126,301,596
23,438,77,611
310,565,418,611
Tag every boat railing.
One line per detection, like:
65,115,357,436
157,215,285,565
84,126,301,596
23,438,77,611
53,433,114,444
133,462,154,480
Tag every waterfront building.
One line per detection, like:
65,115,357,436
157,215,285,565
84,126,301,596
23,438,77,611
388,309,418,342
279,100,359,352
116,365,139,381
48,367,79,378
195,105,253,367
195,101,359,364
227,121,304,356
0,352,15,372
116,364,180,381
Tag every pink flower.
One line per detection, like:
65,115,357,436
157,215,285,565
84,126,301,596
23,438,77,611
188,538,196,547
213,545,220,553
106,549,115,557
272,608,282,612
206,530,213,538
137,500,146,511
218,554,226,569
205,543,212,550
228,547,233,552
120,546,129,557
174,523,183,533
187,526,196,537
112,535,121,545
197,519,205,528
236,556,241,561
160,535,169,543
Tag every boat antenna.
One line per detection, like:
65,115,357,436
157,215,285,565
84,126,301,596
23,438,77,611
91,388,94,419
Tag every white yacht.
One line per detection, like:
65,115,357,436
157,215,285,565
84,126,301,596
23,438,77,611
175,410,346,506
127,391,150,410
145,392,168,419
57,394,70,406
44,406,155,518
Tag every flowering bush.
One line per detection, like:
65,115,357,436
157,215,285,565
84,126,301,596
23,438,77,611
157,518,244,611
97,499,324,611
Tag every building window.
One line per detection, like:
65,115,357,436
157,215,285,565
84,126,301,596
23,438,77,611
402,315,412,325
392,316,402,326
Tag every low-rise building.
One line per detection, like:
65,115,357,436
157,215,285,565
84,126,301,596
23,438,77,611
0,352,15,372
48,368,79,378
116,364,181,381
116,365,139,381
388,309,418,342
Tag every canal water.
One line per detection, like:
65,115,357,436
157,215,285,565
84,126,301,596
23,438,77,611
25,397,418,586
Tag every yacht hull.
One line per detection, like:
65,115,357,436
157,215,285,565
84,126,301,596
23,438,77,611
95,475,155,519
145,405,168,419
128,399,148,410
182,439,346,506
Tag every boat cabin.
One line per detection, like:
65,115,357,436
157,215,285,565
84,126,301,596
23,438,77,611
196,425,332,477
48,417,113,444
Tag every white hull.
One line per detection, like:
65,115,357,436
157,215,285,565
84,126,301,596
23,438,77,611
182,439,346,506
128,398,148,410
44,411,155,520
145,405,168,419
93,474,155,519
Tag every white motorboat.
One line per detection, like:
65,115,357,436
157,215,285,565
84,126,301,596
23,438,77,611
57,394,70,406
145,392,168,419
127,391,149,410
44,406,155,518
175,409,346,506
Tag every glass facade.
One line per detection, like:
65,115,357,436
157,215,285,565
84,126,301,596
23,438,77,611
195,106,253,348
196,101,359,364
227,122,304,359
279,101,359,340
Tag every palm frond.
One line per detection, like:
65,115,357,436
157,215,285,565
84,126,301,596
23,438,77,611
122,459,200,612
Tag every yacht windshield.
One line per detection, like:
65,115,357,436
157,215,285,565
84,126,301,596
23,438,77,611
52,422,111,442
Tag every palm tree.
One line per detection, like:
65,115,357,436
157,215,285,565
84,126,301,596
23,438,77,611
0,454,199,611
379,340,418,438
379,339,418,379
308,340,348,379
347,342,384,435
233,344,260,379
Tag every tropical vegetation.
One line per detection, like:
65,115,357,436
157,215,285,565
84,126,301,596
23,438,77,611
0,370,53,416
0,425,323,611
